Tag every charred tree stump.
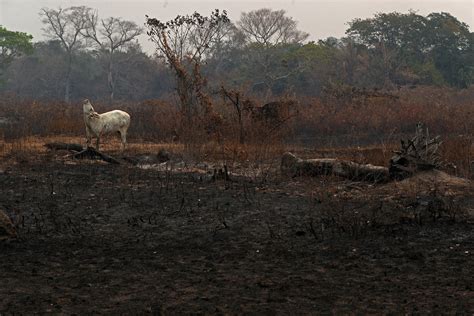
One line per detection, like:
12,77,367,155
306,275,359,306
281,152,389,183
212,165,231,181
389,123,442,180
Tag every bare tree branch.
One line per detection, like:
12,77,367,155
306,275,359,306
237,8,309,46
82,10,143,101
146,10,230,125
40,6,91,102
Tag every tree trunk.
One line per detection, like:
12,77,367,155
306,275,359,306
281,152,389,183
65,52,72,103
108,53,115,102
176,75,194,123
238,111,245,145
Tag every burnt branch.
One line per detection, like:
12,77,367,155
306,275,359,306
389,123,443,180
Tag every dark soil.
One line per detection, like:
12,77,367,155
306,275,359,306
0,157,473,314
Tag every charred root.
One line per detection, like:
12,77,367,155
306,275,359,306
390,123,442,180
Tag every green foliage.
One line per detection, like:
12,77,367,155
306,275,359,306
1,10,473,101
293,41,334,64
0,26,33,81
413,61,445,85
346,11,473,88
426,12,473,88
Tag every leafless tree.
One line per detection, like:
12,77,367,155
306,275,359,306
40,6,91,103
208,22,243,56
237,8,309,46
236,9,309,97
220,86,247,144
83,11,143,101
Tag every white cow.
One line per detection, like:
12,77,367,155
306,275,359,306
82,99,130,151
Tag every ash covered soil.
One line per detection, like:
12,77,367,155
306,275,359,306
0,155,473,314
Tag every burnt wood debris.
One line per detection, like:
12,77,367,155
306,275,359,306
282,124,443,182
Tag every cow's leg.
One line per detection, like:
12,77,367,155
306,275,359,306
120,129,127,152
85,127,92,148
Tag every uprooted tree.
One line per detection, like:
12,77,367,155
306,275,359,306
146,10,230,137
389,123,442,179
282,124,444,182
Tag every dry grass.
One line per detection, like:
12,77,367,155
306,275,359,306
0,86,472,178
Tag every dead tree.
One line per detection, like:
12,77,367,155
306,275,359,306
82,13,143,102
281,152,389,183
282,124,443,183
221,86,246,144
389,123,442,180
146,10,230,123
40,6,91,103
237,8,309,46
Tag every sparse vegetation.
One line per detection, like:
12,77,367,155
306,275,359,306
0,7,473,315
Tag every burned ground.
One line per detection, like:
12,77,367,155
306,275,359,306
0,153,473,314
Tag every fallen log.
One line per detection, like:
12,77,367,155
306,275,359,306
281,152,389,183
44,142,84,152
44,142,121,164
44,142,171,165
73,147,121,164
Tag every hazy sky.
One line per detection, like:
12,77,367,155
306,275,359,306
1,0,472,54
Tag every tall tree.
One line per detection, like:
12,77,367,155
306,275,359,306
40,6,91,102
5,40,100,100
0,26,33,81
83,11,143,101
230,9,309,97
346,12,412,87
237,8,309,46
426,12,473,88
146,10,230,121
346,11,473,87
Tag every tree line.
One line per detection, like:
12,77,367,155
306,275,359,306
0,8,472,103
